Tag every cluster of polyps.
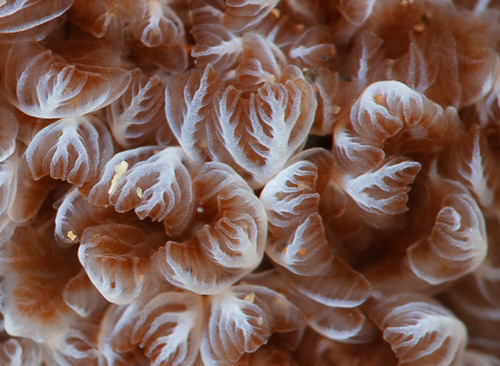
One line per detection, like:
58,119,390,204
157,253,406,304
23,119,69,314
0,0,500,365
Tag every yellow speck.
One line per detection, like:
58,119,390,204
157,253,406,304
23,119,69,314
138,273,145,283
297,182,308,190
108,161,129,194
298,249,307,255
72,98,78,108
244,292,255,303
281,247,287,254
375,94,384,104
62,88,69,95
136,187,143,198
271,8,281,18
67,231,77,241
412,22,426,32
332,105,341,115
197,206,204,214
